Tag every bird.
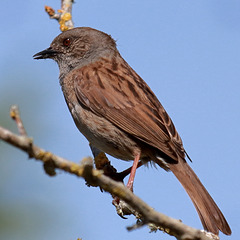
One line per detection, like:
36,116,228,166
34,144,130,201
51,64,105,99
33,27,231,236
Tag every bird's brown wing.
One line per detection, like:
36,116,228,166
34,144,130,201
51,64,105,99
73,56,185,161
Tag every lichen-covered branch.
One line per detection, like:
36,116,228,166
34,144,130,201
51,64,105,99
0,106,218,240
45,0,74,31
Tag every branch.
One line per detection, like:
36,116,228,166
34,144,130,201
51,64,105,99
0,106,218,240
45,0,74,31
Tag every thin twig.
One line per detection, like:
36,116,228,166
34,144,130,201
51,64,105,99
45,0,74,31
10,105,27,136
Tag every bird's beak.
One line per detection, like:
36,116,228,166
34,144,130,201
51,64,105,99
33,47,58,59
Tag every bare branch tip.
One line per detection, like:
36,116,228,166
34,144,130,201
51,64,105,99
10,105,19,120
127,220,145,231
10,105,28,136
45,6,56,17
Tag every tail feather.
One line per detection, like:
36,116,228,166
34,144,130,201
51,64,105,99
164,159,231,235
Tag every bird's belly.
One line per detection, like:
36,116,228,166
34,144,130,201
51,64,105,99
71,104,141,160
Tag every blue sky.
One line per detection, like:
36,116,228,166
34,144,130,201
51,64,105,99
0,1,239,240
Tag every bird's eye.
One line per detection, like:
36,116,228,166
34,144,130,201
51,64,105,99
63,38,71,47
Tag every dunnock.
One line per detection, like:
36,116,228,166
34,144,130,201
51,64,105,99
34,27,231,235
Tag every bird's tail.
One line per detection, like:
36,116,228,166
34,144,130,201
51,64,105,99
166,159,231,235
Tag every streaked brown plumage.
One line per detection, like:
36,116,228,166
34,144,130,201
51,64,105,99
33,27,231,235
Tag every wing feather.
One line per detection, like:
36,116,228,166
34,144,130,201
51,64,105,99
73,56,185,161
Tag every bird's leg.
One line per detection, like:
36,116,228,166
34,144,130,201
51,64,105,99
112,153,141,218
117,160,143,182
126,153,141,192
